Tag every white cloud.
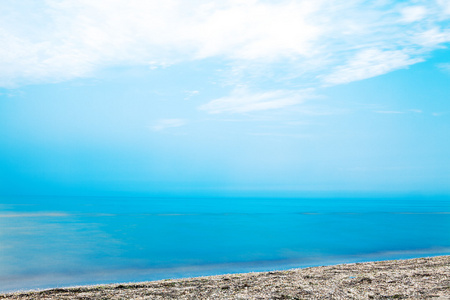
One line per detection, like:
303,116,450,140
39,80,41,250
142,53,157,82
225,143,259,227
324,49,423,85
413,28,450,47
0,0,323,86
151,119,187,131
191,1,322,60
400,6,427,23
199,88,309,114
0,0,449,89
437,0,450,15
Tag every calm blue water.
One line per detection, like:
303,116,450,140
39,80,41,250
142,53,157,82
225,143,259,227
1,195,449,292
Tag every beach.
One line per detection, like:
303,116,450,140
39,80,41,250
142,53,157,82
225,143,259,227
1,255,449,299
2,0,450,298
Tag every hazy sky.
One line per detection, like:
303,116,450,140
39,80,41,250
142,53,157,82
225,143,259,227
1,0,449,196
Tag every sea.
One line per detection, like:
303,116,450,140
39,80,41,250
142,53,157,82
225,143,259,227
1,195,449,292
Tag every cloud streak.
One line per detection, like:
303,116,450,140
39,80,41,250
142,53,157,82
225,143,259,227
151,119,187,131
199,88,310,114
324,49,423,85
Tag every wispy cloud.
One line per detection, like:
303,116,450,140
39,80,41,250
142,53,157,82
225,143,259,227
184,90,199,100
438,63,450,74
324,49,423,85
437,0,450,15
412,27,450,47
374,110,406,114
400,6,427,23
0,0,322,86
0,0,449,94
374,109,425,114
373,108,423,115
199,87,310,114
150,119,187,131
432,112,448,116
249,132,312,139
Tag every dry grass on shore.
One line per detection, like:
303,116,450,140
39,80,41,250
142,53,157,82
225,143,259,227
1,256,449,299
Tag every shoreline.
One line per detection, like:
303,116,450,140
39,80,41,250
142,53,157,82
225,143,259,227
1,256,449,299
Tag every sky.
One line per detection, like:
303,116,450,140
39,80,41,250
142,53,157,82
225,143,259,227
0,0,449,196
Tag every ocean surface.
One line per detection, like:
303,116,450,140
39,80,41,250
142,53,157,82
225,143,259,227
1,195,449,292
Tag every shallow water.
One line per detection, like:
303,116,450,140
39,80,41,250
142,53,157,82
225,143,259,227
1,195,449,292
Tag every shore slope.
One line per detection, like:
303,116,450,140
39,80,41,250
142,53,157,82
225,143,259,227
1,256,449,299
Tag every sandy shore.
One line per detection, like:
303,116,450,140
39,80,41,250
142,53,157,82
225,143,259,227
1,256,449,299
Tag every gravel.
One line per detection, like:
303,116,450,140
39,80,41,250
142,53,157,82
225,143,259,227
1,256,449,299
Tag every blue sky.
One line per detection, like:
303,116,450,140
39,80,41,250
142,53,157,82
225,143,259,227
0,0,449,196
